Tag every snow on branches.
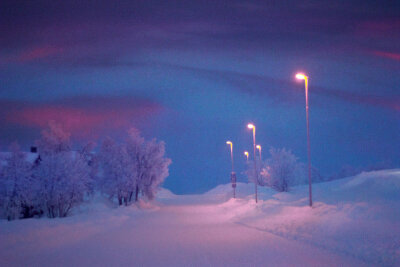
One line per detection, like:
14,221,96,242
0,143,33,220
260,148,300,192
245,148,305,192
97,128,171,205
0,123,171,219
34,122,92,218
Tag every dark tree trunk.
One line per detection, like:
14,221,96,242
135,185,139,202
118,197,122,206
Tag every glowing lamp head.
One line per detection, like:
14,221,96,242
256,145,261,150
296,73,307,80
244,151,249,156
226,141,232,145
247,123,255,129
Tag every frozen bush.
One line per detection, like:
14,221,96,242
34,123,92,218
260,148,300,192
97,128,171,205
0,143,33,220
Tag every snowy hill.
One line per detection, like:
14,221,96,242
1,169,399,266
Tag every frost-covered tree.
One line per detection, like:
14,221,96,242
126,129,172,201
36,121,71,154
97,137,135,205
260,148,300,192
126,129,144,202
136,138,171,200
79,142,97,194
0,143,33,220
97,128,171,205
34,123,92,218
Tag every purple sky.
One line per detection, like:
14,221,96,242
0,0,399,194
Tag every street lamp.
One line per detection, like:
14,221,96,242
296,73,312,207
226,141,233,172
247,123,258,203
244,151,249,162
226,141,236,198
256,145,262,161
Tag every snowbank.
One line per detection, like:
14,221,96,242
215,169,400,265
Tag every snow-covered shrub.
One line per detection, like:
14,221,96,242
34,123,92,218
0,143,34,220
260,148,300,192
97,128,171,205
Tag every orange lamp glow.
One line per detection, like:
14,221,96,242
296,73,307,80
247,123,255,129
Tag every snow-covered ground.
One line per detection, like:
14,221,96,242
1,169,399,266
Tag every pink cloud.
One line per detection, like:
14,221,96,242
0,45,65,65
371,51,400,61
16,46,64,62
1,96,163,139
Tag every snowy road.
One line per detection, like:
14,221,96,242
2,170,400,266
1,198,368,266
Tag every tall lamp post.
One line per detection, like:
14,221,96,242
247,123,258,203
226,141,234,172
296,73,312,207
256,145,262,161
226,141,236,198
244,151,249,162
